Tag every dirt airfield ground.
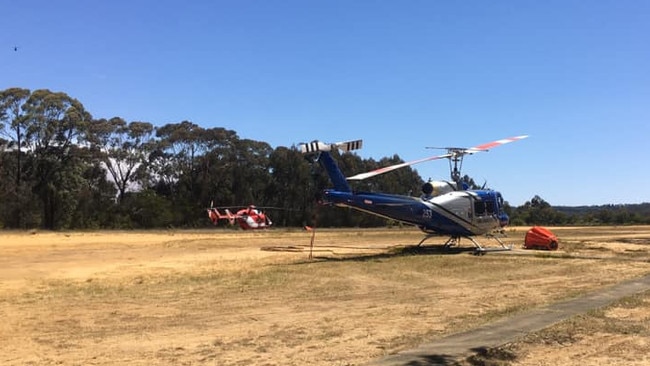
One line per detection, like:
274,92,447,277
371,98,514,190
1,226,649,365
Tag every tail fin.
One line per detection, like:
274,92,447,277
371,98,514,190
207,208,219,225
299,139,362,193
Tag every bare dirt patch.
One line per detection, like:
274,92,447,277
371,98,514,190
1,226,649,365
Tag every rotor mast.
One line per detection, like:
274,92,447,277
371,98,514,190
447,148,465,183
425,147,473,184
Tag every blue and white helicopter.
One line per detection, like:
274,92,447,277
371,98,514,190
299,135,528,254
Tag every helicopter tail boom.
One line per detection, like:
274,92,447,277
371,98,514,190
299,139,362,193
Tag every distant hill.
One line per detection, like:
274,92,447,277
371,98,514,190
553,202,650,216
546,202,650,225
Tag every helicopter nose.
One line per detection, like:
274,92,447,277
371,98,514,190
499,213,509,227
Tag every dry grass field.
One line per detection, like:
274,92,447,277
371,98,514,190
1,226,649,365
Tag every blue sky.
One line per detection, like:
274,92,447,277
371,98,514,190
2,1,649,206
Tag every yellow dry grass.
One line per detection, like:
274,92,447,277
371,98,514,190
1,226,649,365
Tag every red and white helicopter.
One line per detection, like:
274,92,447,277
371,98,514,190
207,203,273,230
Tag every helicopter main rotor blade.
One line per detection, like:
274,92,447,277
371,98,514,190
463,134,528,153
346,134,528,181
347,153,451,180
207,205,295,211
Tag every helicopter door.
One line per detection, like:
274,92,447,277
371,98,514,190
472,197,497,226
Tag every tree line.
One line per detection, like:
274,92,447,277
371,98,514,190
1,88,648,230
510,196,650,226
0,88,424,230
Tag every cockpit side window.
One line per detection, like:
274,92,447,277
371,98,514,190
474,200,486,216
497,193,504,211
485,200,495,214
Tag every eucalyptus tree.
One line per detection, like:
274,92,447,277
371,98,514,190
0,88,30,182
153,121,205,194
516,195,557,225
0,88,32,227
21,89,92,229
195,126,239,208
266,146,314,226
153,121,237,225
229,138,273,205
89,117,155,204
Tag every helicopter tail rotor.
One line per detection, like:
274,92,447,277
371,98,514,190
207,201,219,225
299,139,362,154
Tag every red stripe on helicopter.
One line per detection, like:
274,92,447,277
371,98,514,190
470,135,528,151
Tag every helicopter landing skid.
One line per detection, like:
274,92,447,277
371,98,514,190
417,234,512,255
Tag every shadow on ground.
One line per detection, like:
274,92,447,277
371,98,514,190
276,244,481,264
